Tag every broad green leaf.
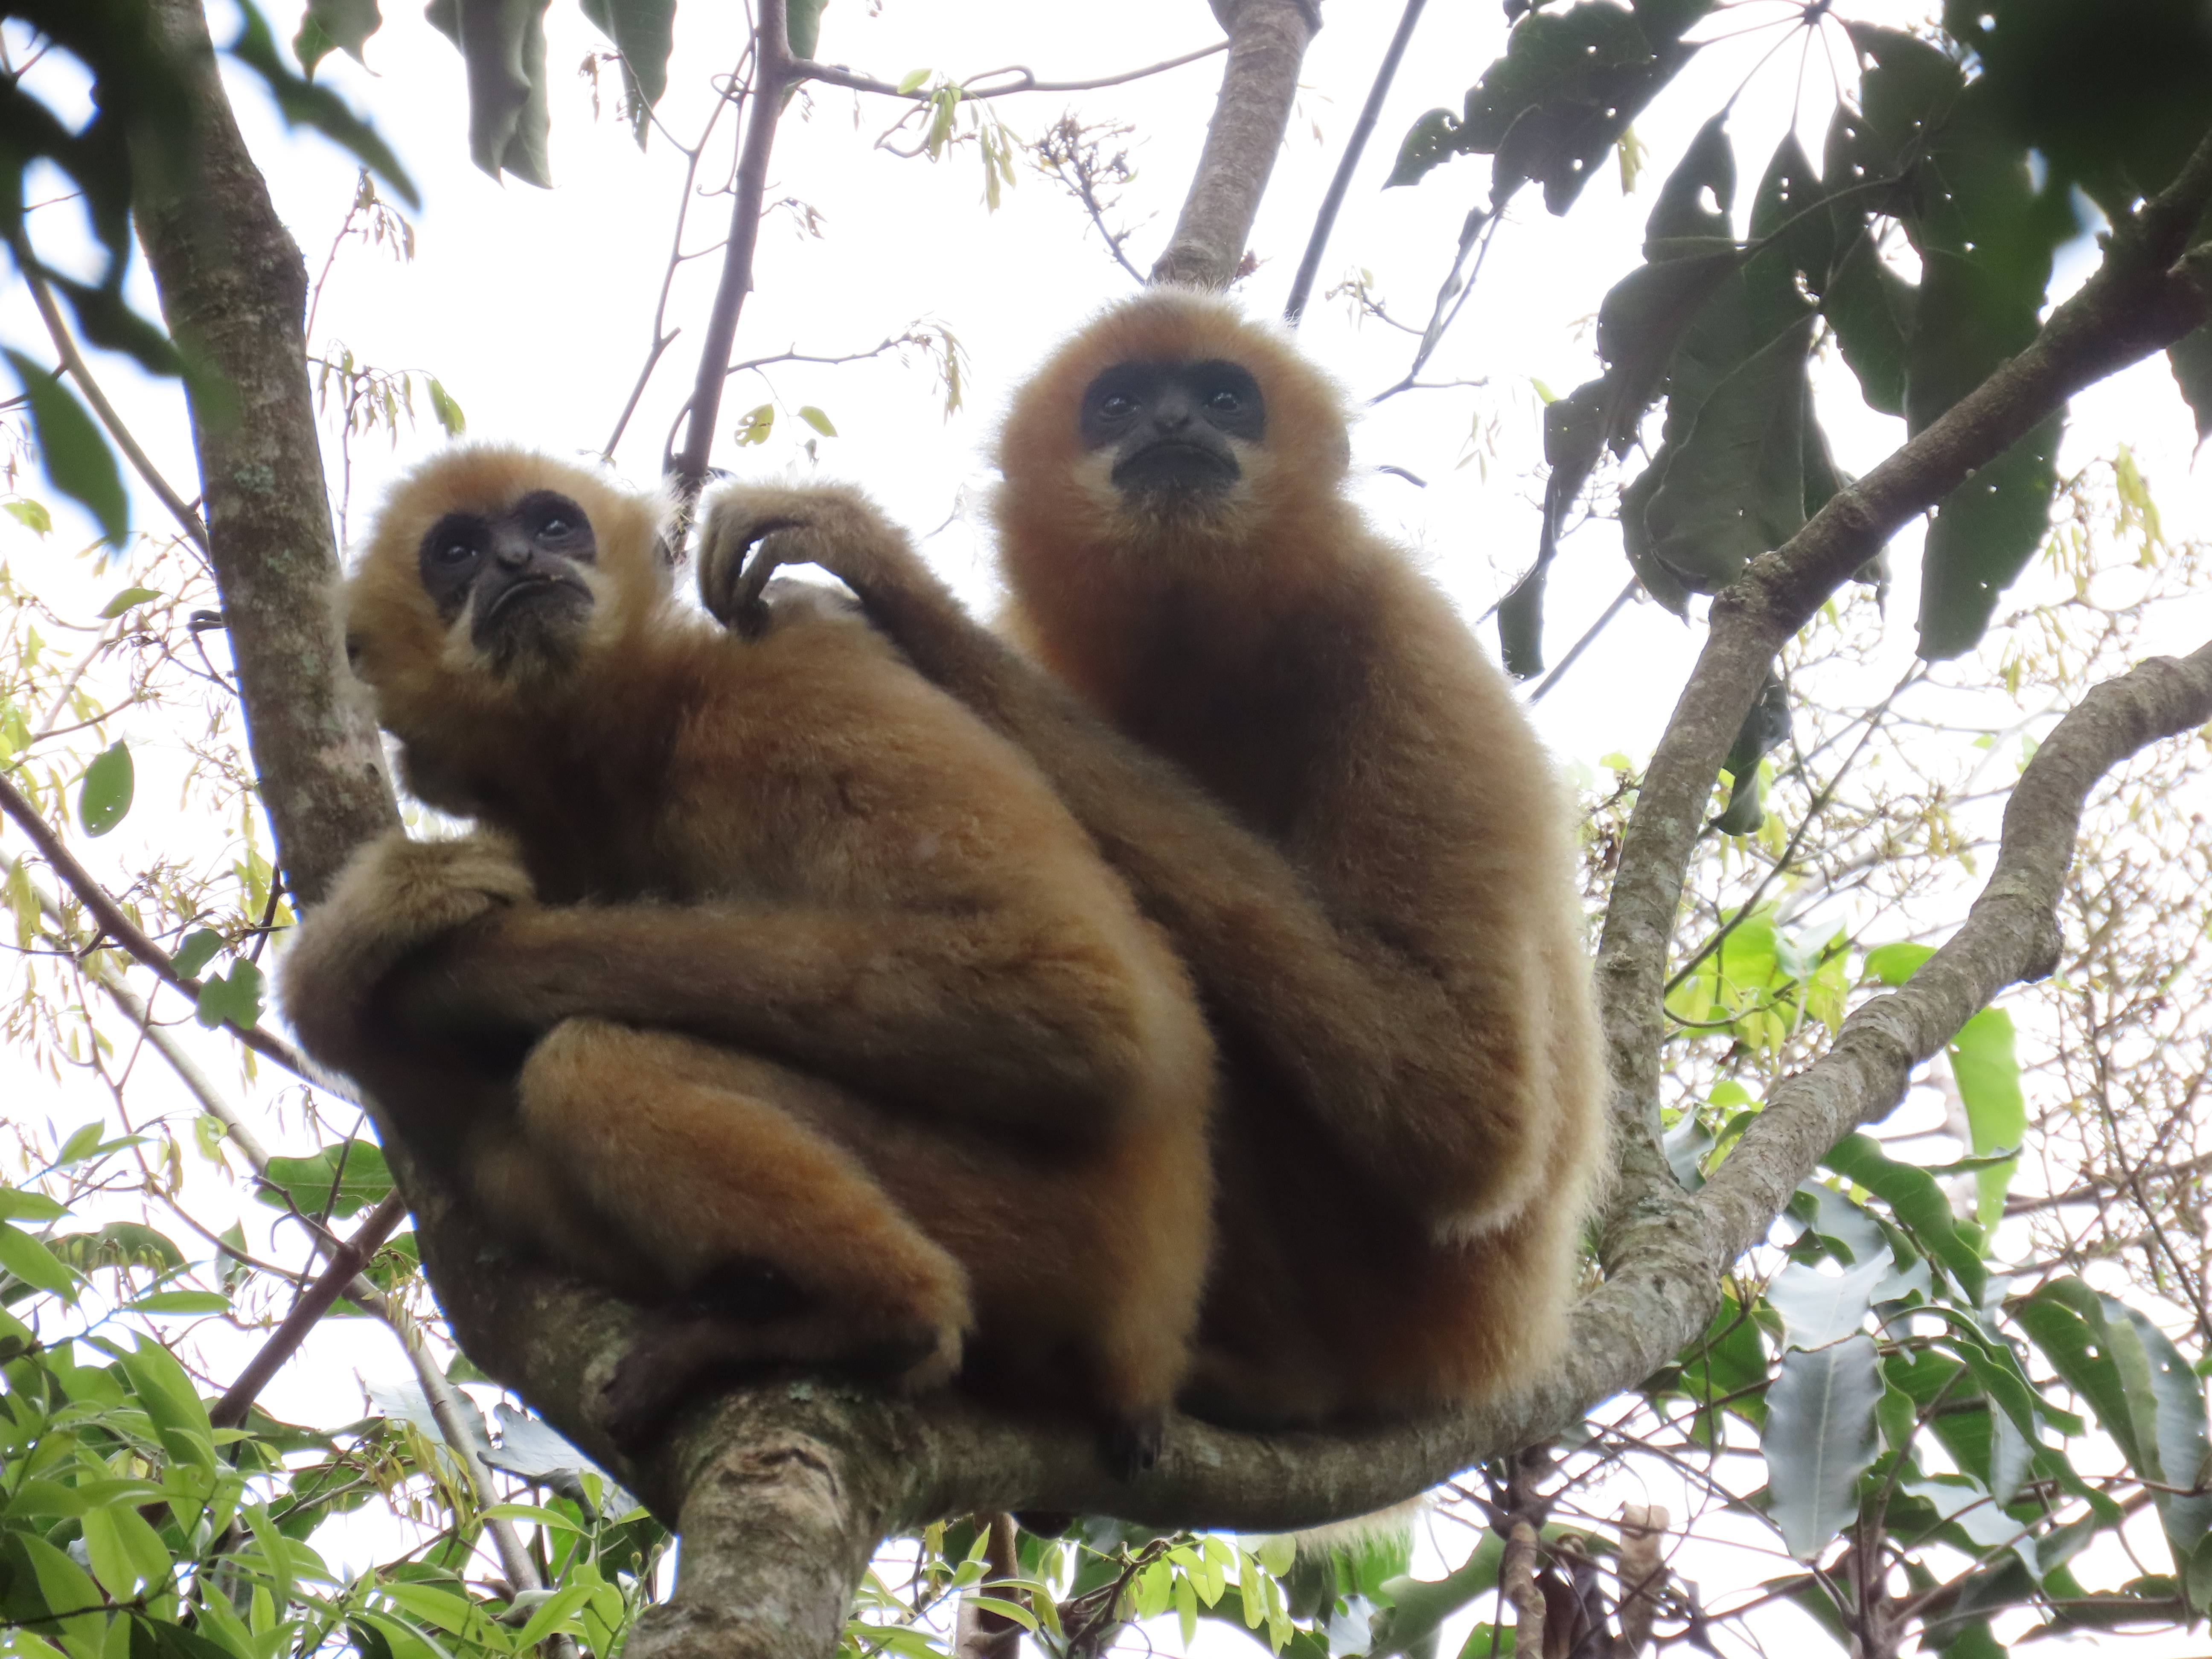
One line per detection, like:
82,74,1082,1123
80,1503,170,1600
0,1186,66,1221
579,0,676,140
1864,941,1937,986
99,586,159,619
1768,1256,1892,1350
423,0,553,187
293,0,381,75
1388,2,1706,211
256,1139,393,1219
1822,235,1913,419
0,1219,79,1298
4,350,127,546
734,404,775,446
797,405,838,437
2119,1304,2212,1572
425,377,466,436
2016,1283,2146,1475
127,1289,230,1316
193,960,265,1031
1764,1333,1882,1559
1902,1475,2038,1578
786,0,828,59
1948,1008,2024,1231
5,497,53,535
1643,316,1814,596
1918,415,2062,659
171,928,224,980
227,2,418,204
1369,1534,1504,1659
1822,1135,1985,1305
2,1531,108,1654
79,741,134,836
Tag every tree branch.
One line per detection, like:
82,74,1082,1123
670,2,793,512
1150,0,1320,287
134,0,397,910
1592,122,2212,1206
1284,0,1426,324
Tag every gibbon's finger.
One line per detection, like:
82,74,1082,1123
733,518,811,634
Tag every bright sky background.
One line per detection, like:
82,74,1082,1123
6,0,2212,1652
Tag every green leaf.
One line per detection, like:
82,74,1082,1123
578,0,676,140
786,0,829,60
80,1503,170,1600
1394,2,1703,212
733,404,775,446
256,1139,393,1220
1767,1256,1892,1351
1863,941,1936,987
1823,1134,1986,1305
425,378,466,437
227,1,419,204
896,67,931,95
2,1531,108,1653
127,1289,230,1315
2118,1304,2212,1572
797,405,838,437
1369,1534,1505,1659
293,0,382,75
193,960,265,1031
1822,234,1914,419
1764,1333,1882,1560
78,740,134,836
99,586,160,619
0,1219,79,1298
4,496,53,535
2016,1282,2147,1473
4,349,127,546
171,928,225,980
1948,1008,2024,1231
1918,416,2061,660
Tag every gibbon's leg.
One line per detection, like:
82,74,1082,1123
511,1019,972,1446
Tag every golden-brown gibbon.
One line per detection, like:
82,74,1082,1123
701,290,1609,1429
279,446,1216,1465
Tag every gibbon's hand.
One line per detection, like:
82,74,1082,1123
696,482,931,635
311,831,535,990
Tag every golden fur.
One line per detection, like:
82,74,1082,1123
702,292,1607,1426
282,447,1217,1456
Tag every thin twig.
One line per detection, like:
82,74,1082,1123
11,234,210,552
1284,0,1429,325
0,770,314,1078
795,40,1225,102
1528,577,1637,704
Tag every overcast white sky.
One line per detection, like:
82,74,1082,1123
6,1,2212,1651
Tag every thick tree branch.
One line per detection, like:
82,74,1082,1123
1592,123,2212,1194
134,0,396,910
1150,0,1319,287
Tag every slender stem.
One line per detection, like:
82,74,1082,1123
1526,576,1636,704
210,1192,406,1427
0,769,314,1079
670,0,793,512
11,234,210,552
1284,0,1428,325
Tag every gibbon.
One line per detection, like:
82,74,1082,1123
279,447,1216,1464
700,291,1609,1428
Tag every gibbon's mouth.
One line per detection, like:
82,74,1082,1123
1112,439,1240,496
478,572,592,624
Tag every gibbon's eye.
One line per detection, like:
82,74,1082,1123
1207,389,1241,413
538,514,570,538
1099,393,1137,420
438,540,477,565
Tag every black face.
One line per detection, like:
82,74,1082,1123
1080,358,1266,499
417,489,598,666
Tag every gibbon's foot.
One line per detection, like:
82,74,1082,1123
1100,1407,1166,1482
599,1306,964,1451
695,482,919,634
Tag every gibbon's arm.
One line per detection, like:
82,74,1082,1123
290,833,1180,1151
701,492,1544,1229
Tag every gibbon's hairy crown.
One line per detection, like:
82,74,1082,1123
995,289,1357,579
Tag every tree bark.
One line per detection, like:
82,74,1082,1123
135,0,398,909
1150,0,1318,287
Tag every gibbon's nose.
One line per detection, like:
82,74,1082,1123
1149,387,1197,434
490,527,537,570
